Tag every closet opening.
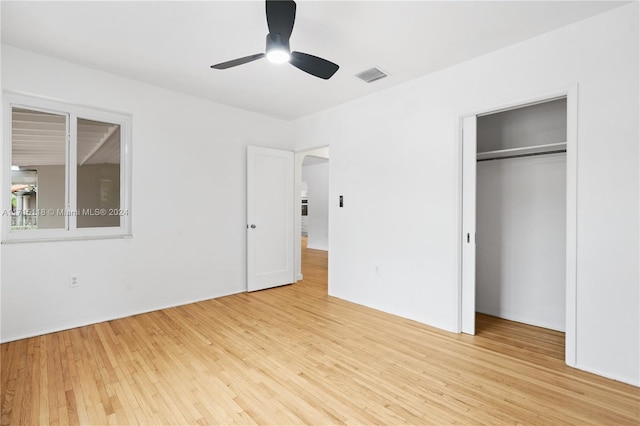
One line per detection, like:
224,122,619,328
462,95,572,362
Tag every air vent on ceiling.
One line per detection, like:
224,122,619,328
356,67,388,83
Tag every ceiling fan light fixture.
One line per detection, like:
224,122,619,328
265,33,291,64
211,1,339,79
266,49,290,64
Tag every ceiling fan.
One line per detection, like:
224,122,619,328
211,0,339,80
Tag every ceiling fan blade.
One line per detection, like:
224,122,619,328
211,53,266,70
290,51,339,80
266,0,296,41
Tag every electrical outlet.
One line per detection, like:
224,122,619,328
69,274,79,288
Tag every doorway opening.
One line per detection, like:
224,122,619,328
460,88,578,366
295,147,330,287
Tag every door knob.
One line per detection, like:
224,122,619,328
250,224,256,229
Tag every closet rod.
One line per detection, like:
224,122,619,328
477,149,566,162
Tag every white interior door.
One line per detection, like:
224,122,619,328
461,116,477,334
247,145,295,292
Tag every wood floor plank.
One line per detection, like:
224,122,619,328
1,238,639,425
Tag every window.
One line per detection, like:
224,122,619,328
3,93,132,242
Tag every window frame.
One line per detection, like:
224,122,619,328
2,92,132,243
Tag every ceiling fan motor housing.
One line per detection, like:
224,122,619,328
266,33,290,54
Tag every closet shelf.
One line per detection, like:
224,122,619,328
477,142,567,161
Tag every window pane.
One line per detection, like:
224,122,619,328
11,107,66,230
76,118,121,228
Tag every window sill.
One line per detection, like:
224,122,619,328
1,233,132,244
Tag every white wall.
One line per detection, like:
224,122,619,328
0,16,3,340
1,45,291,342
302,161,329,251
476,154,566,331
291,4,639,385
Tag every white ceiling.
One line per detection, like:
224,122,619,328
1,1,628,121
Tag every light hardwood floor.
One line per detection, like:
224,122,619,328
2,240,639,425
